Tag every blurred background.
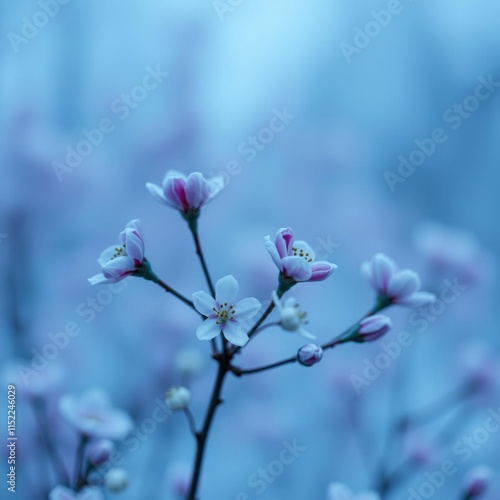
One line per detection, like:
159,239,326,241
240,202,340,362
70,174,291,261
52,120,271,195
1,0,499,498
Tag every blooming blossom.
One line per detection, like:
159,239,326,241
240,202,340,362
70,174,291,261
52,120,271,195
89,220,145,285
49,486,103,500
146,170,225,213
327,483,381,500
356,314,392,342
264,227,337,283
59,389,133,440
271,291,315,339
192,275,261,346
297,344,323,366
361,253,435,307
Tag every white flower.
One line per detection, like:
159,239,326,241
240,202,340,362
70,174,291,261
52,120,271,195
165,386,191,411
271,292,315,339
192,275,261,347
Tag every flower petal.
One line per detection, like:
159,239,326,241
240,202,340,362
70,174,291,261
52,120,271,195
185,172,205,209
222,321,249,347
88,273,117,285
145,182,169,206
387,270,420,299
395,291,436,307
371,253,397,293
309,261,337,282
264,236,284,271
101,256,136,279
196,319,220,341
124,230,144,265
206,175,225,202
282,256,312,282
297,328,316,340
216,275,239,304
275,228,295,259
192,291,217,317
98,246,118,267
232,297,261,320
293,240,316,261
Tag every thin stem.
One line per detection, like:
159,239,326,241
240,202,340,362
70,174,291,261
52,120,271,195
192,232,216,297
74,435,88,491
191,231,218,354
155,279,197,311
183,408,198,437
187,363,228,500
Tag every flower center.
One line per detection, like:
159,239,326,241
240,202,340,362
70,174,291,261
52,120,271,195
291,246,313,263
213,302,236,325
111,243,127,260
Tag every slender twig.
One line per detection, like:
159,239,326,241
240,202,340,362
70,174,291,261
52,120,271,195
74,435,89,491
183,408,198,437
187,362,228,500
191,231,218,354
155,279,197,311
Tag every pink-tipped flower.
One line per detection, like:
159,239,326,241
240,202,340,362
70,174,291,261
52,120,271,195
89,220,148,285
297,344,323,366
264,228,337,285
463,465,493,497
146,170,225,214
59,389,133,440
192,275,261,347
355,315,392,342
49,486,104,500
361,253,435,307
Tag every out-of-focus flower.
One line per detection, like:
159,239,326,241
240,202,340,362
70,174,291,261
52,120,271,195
327,482,381,500
174,349,204,376
354,314,392,342
89,220,148,285
297,344,323,366
192,275,261,346
361,253,435,307
264,228,337,284
463,465,493,497
104,468,129,492
59,389,133,440
146,170,225,214
413,222,492,285
88,439,115,466
271,291,315,339
49,486,104,500
165,386,191,411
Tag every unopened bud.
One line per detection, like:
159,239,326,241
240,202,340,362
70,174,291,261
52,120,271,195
165,386,191,411
297,344,323,367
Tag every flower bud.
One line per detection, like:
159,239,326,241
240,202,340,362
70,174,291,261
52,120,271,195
356,314,392,342
88,439,114,466
104,468,129,492
297,344,323,366
463,465,492,497
165,386,191,411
